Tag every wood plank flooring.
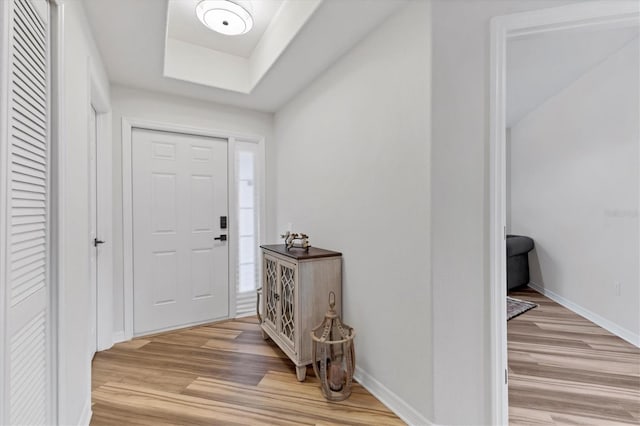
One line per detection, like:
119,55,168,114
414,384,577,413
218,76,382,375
508,287,640,425
91,317,403,425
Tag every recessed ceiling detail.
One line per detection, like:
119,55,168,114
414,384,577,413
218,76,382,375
83,0,408,111
165,0,321,93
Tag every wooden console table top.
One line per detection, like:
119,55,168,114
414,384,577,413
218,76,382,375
260,244,342,260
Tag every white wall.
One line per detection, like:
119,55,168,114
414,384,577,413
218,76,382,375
509,38,639,343
110,85,274,335
273,2,431,423
57,0,111,424
430,1,580,424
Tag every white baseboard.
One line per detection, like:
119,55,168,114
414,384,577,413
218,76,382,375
354,366,432,426
77,397,92,426
528,282,640,348
234,311,257,319
112,330,126,344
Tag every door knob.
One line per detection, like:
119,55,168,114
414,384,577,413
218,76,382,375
94,238,105,247
214,235,227,241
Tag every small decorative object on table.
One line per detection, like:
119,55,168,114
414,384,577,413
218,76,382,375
281,231,311,251
310,292,355,401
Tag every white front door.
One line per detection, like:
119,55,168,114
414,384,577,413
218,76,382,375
132,128,229,336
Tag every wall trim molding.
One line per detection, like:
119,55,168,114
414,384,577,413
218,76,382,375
234,310,257,319
354,366,431,426
51,1,66,423
528,282,640,348
77,397,92,426
0,2,9,422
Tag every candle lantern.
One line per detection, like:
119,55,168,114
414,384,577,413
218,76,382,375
310,292,356,401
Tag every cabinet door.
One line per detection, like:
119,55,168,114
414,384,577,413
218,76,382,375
278,260,296,351
263,254,278,333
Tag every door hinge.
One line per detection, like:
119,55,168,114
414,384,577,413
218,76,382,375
505,368,508,385
503,226,507,240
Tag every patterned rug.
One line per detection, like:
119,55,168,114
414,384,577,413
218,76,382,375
507,296,537,321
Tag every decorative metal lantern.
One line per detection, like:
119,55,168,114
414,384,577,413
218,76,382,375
310,292,356,401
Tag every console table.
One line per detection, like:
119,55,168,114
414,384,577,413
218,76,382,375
259,244,342,381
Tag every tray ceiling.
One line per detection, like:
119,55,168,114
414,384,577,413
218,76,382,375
82,0,408,112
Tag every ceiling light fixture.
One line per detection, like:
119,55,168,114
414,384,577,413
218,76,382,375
196,0,253,36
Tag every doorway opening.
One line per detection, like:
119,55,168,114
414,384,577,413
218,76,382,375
89,75,113,355
489,3,640,424
89,105,98,358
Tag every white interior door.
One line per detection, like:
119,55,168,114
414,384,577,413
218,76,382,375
132,128,229,336
88,106,97,357
1,0,53,423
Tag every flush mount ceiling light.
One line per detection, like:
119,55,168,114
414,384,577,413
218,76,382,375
196,0,253,36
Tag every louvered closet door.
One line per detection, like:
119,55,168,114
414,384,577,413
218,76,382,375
1,0,52,424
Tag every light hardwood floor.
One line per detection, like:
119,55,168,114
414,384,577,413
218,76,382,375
508,287,640,425
91,317,403,425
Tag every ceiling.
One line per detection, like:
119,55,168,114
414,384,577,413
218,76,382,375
82,0,407,112
507,24,639,127
166,0,285,58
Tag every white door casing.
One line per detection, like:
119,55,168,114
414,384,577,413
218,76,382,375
0,0,53,424
131,128,229,336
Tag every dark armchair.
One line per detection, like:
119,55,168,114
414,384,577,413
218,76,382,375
507,235,535,291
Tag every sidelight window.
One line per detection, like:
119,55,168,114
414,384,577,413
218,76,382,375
235,141,261,315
